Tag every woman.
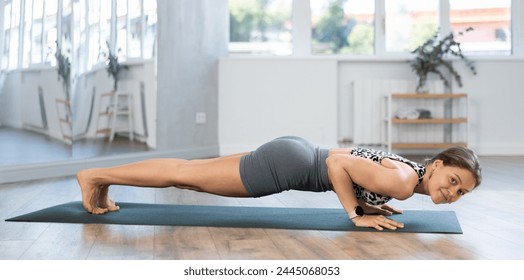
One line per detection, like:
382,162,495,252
77,136,482,231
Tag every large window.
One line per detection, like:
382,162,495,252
229,0,517,56
2,0,65,69
1,0,156,73
3,0,59,68
0,0,518,68
79,0,156,68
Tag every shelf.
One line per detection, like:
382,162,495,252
59,118,71,124
391,143,467,149
96,128,112,135
55,99,70,105
391,93,467,99
98,112,113,117
55,98,72,144
392,118,467,124
385,93,469,151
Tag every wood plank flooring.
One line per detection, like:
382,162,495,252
1,156,524,260
0,127,150,167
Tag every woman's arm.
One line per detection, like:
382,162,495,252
326,154,415,230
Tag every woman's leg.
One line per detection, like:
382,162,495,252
76,153,251,214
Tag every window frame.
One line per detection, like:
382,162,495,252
1,0,521,71
0,0,156,74
230,0,524,60
78,0,154,72
2,0,59,68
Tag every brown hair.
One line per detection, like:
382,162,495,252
426,146,482,188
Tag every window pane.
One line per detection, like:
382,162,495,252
311,0,374,55
87,0,101,68
22,0,33,67
100,0,111,52
449,0,511,55
143,0,156,59
2,2,11,70
229,0,292,55
9,0,21,69
128,0,141,58
385,0,438,52
116,0,128,58
44,0,58,66
31,0,44,65
73,0,87,74
61,0,73,61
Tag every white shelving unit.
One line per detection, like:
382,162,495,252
95,91,135,141
383,93,469,152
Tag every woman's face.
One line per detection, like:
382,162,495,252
426,160,476,204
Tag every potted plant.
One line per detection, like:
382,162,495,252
410,27,477,93
101,41,128,91
55,41,71,100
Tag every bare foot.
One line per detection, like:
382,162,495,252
76,169,109,215
98,186,120,212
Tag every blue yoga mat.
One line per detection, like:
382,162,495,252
6,201,462,233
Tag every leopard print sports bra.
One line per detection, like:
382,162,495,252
350,147,426,205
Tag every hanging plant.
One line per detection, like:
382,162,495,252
410,27,477,93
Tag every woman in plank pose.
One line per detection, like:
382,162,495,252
77,136,481,231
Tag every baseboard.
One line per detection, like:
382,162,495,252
0,146,219,184
2,142,522,184
220,142,524,157
218,143,260,156
473,143,524,156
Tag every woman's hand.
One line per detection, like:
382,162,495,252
358,199,403,216
351,215,404,231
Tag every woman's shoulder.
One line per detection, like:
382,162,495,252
349,148,425,174
340,146,426,195
328,147,354,156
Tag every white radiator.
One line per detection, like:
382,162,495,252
352,79,444,145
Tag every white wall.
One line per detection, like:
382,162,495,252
0,68,67,142
156,0,227,153
456,60,524,155
219,58,524,156
219,58,339,154
0,71,23,128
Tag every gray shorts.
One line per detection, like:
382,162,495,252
239,136,332,197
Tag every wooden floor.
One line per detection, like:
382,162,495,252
0,127,150,167
1,156,524,260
